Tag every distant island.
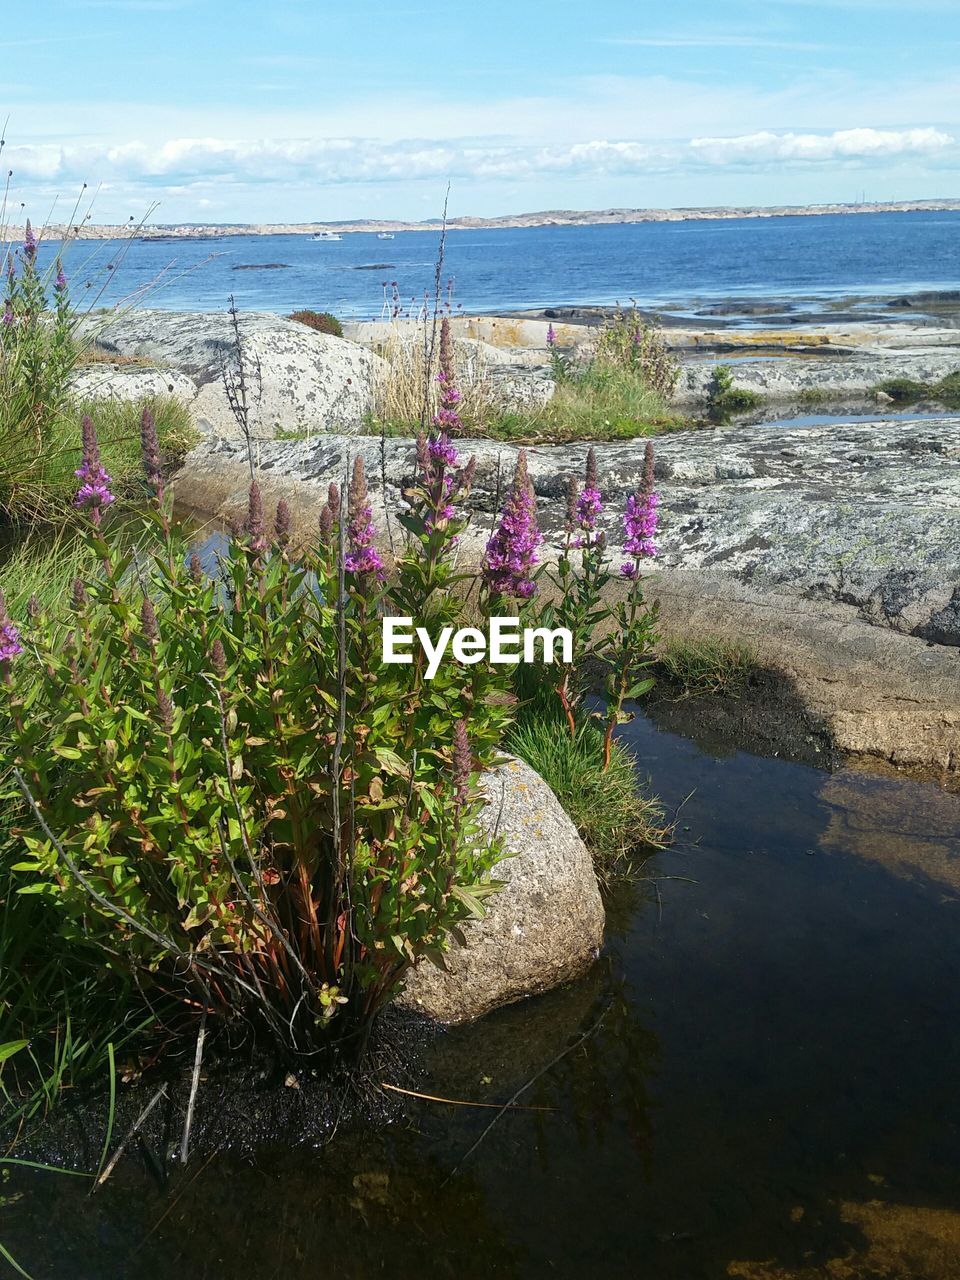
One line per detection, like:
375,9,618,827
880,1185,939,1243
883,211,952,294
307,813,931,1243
14,198,960,241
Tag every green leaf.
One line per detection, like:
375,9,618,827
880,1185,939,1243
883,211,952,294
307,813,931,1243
375,748,409,778
0,1040,30,1064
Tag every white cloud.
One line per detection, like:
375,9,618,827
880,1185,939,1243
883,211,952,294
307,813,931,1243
3,126,954,192
690,126,955,164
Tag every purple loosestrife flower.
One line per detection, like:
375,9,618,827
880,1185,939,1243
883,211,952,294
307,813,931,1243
74,416,115,523
575,447,603,546
23,221,37,263
140,406,163,499
0,591,23,665
2,301,13,327
245,480,267,555
620,443,660,578
428,432,459,469
275,498,292,549
452,719,471,811
483,450,543,600
432,316,464,434
546,323,556,347
345,456,384,580
55,259,67,292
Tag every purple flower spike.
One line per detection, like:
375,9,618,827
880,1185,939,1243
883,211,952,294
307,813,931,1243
23,221,37,263
573,447,603,548
2,301,13,327
620,443,660,575
546,323,556,347
432,317,463,435
483,450,543,600
246,479,267,555
345,456,384,581
0,591,23,665
140,406,163,498
55,259,67,292
74,416,115,523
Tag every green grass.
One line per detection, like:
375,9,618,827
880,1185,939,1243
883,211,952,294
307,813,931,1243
0,393,196,520
365,366,689,444
506,716,668,878
657,635,759,696
0,529,96,617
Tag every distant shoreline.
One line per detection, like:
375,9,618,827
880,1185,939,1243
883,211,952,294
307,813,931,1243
14,198,960,241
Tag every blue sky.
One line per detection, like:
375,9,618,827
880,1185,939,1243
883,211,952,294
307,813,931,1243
2,0,958,223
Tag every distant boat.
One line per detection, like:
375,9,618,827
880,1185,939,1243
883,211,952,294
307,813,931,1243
312,231,343,242
377,232,396,240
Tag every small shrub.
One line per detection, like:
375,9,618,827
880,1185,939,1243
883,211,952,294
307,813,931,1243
288,309,343,337
875,376,927,402
1,419,510,1066
592,307,681,401
706,365,763,420
658,635,758,696
874,372,960,406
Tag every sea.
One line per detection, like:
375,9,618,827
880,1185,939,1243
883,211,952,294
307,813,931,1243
28,209,960,321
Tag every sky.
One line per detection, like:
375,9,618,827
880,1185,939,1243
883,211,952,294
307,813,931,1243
1,0,958,225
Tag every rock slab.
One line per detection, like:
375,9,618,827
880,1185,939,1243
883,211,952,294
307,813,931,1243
82,310,386,438
401,756,605,1024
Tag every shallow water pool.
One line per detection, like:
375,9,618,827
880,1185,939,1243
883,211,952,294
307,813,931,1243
5,707,960,1279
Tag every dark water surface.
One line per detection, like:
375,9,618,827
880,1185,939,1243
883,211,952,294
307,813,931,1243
33,210,960,320
6,707,960,1278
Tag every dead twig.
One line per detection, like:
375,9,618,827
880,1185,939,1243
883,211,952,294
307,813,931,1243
179,1012,206,1166
93,1084,168,1191
380,1082,556,1112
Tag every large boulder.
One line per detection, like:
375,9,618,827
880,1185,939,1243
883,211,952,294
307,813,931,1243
82,310,386,438
400,756,605,1024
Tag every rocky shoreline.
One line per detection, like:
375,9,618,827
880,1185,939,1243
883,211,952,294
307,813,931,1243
17,198,960,240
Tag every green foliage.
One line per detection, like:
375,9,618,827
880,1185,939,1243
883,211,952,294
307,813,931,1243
706,364,763,421
658,634,758,696
529,309,681,441
0,224,194,519
507,716,667,876
874,371,960,406
288,309,344,338
0,434,512,1076
525,509,658,765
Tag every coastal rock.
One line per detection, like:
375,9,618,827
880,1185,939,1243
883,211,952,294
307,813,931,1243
675,350,960,406
83,310,386,438
400,756,605,1024
70,363,199,404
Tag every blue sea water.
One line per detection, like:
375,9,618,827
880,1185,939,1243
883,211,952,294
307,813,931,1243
30,209,960,320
